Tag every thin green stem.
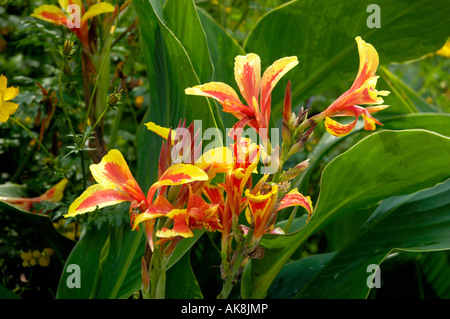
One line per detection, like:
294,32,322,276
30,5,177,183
9,117,52,159
83,13,120,133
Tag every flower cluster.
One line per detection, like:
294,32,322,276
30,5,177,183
63,36,389,298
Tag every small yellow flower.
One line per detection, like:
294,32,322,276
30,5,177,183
0,74,19,123
20,251,32,261
32,249,42,258
29,258,37,266
38,256,51,267
43,248,55,257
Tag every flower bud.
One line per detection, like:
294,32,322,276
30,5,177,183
279,159,310,182
107,88,123,108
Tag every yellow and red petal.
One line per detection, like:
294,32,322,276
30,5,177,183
80,2,115,26
349,37,380,92
195,147,233,176
89,149,145,202
132,195,174,230
37,179,68,202
245,185,279,239
324,116,358,137
260,56,298,119
65,184,132,218
157,210,193,238
147,163,209,203
276,188,313,217
31,5,68,25
185,82,243,107
234,53,261,107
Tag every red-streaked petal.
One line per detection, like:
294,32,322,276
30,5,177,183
349,36,379,92
324,116,358,137
89,149,146,203
157,210,193,238
147,163,209,203
234,53,261,107
35,179,68,202
132,195,174,230
185,82,243,107
31,5,68,25
245,185,279,239
65,184,131,217
260,56,298,121
276,188,313,217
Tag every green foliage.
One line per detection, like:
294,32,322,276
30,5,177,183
0,0,448,300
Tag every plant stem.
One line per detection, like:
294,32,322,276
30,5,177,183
9,117,53,159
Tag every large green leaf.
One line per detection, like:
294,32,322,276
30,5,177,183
295,179,450,298
242,130,450,298
56,205,145,299
166,250,203,299
244,0,450,118
134,0,224,190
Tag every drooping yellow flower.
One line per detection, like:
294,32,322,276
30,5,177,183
1,179,68,212
0,74,19,124
315,37,390,137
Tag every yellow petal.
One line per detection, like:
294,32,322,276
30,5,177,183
195,147,233,173
0,74,7,92
145,121,176,145
58,0,83,11
81,2,115,26
0,102,19,124
31,5,68,25
436,38,450,58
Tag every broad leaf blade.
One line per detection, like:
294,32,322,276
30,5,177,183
296,179,450,298
243,130,450,298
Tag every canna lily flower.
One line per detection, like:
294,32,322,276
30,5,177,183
65,149,148,218
31,0,115,48
65,149,208,218
314,37,390,137
245,186,313,241
0,74,20,124
1,179,68,212
185,53,298,140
